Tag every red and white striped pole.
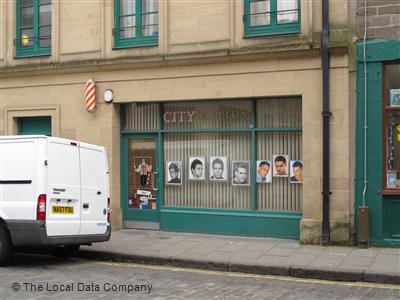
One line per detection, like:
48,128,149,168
85,79,96,112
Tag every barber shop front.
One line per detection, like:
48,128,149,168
121,98,303,239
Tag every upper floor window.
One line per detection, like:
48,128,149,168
16,0,51,58
114,0,158,49
244,0,300,37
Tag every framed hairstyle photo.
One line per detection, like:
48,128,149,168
290,160,303,183
273,155,289,177
188,157,206,181
210,156,228,181
232,161,250,186
387,171,397,189
166,161,182,185
256,160,272,183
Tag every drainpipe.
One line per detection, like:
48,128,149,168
321,0,331,246
358,0,369,248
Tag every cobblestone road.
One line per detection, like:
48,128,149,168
1,253,399,300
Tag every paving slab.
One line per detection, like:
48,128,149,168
78,229,400,285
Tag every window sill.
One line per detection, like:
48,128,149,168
244,29,301,38
15,48,51,59
114,37,158,50
379,189,400,196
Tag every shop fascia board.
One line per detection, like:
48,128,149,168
0,43,323,79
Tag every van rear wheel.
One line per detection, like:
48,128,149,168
0,226,12,266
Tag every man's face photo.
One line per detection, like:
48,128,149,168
290,160,303,183
166,161,182,185
210,157,227,181
212,162,223,178
192,163,203,178
275,161,286,175
169,166,177,179
258,163,269,177
235,167,247,183
189,157,205,180
232,161,250,185
273,155,289,177
293,166,302,180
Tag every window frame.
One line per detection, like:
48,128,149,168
114,0,158,49
15,0,51,58
244,0,301,38
382,62,400,194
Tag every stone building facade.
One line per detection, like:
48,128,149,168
1,1,355,245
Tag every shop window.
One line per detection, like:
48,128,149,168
164,132,252,209
114,0,158,49
244,0,300,37
384,62,400,191
16,0,51,58
256,98,302,211
162,98,302,211
123,98,302,212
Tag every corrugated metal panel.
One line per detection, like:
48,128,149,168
124,103,159,130
257,98,302,128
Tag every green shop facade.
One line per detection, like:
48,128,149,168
120,98,303,239
355,39,400,247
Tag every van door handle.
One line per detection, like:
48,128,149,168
97,191,101,195
83,203,89,209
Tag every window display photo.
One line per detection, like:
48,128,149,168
166,161,182,185
134,158,152,188
210,156,228,181
290,160,303,183
256,160,272,183
273,155,289,177
232,161,250,186
188,157,206,180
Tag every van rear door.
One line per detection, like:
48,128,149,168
46,138,81,236
79,142,108,235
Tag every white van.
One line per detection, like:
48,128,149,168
0,136,111,265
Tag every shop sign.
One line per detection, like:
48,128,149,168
163,111,196,123
163,110,249,123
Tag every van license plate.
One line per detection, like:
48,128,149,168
52,206,74,214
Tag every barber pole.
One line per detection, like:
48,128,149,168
85,79,96,111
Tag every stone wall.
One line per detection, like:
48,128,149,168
357,0,400,39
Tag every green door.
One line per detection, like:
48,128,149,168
18,116,51,136
122,134,161,228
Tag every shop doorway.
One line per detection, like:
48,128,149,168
122,135,161,229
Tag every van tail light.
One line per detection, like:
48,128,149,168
37,194,47,221
107,197,111,223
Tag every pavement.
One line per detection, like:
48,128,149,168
79,229,400,285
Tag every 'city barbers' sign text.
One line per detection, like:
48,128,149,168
163,110,248,123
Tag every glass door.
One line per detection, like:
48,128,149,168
123,135,160,225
